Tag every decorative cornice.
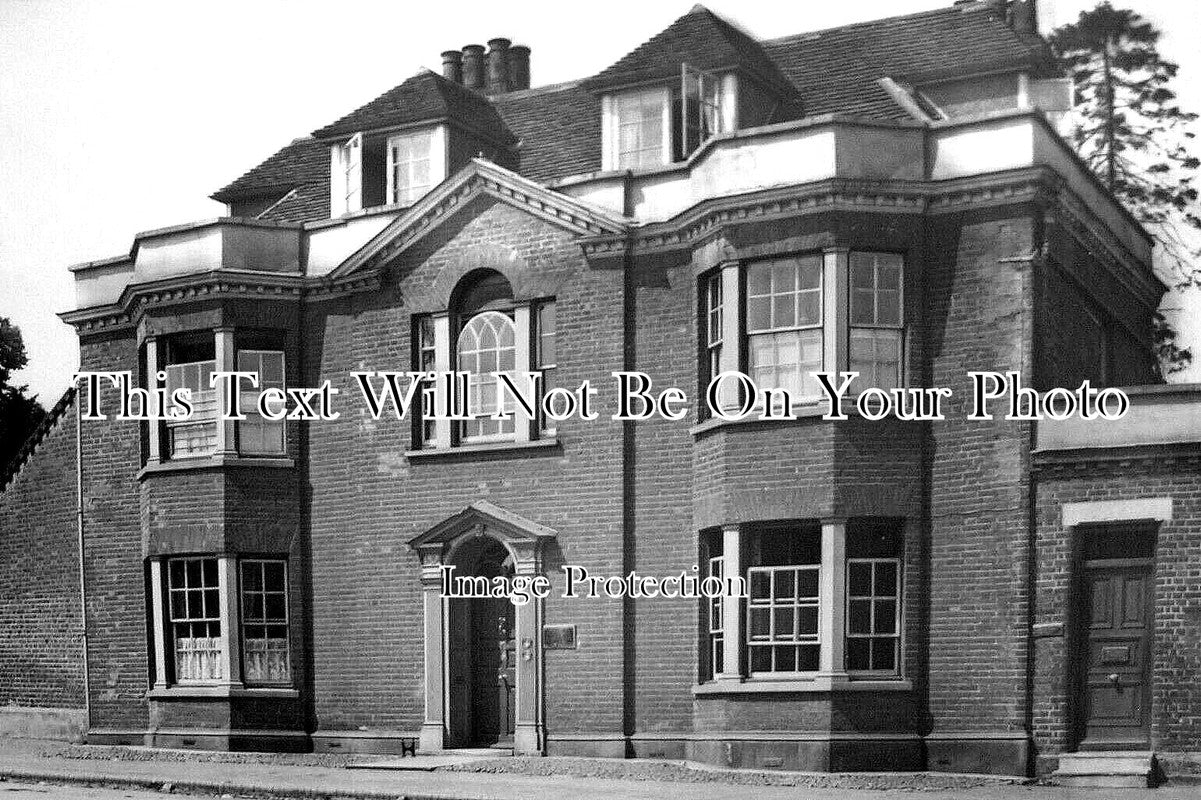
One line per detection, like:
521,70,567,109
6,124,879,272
330,158,629,279
59,266,391,333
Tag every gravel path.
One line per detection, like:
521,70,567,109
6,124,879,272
443,756,1013,791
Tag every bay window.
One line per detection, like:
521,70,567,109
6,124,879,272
849,252,904,390
699,519,905,686
152,555,293,689
746,255,824,403
700,249,906,417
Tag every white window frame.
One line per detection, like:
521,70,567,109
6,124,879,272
534,302,557,437
604,87,672,171
707,555,725,678
680,63,725,159
330,132,363,216
845,557,902,676
746,564,822,676
167,557,225,684
239,559,292,686
745,255,825,403
457,310,518,443
165,359,217,459
386,128,436,206
849,252,905,391
704,272,723,385
236,349,285,456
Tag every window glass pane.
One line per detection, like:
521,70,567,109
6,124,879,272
849,562,872,595
849,599,872,634
847,638,871,671
747,263,771,296
167,558,224,684
747,296,771,332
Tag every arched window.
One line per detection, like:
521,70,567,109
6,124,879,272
457,310,516,441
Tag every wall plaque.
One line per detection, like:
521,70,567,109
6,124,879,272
542,624,577,650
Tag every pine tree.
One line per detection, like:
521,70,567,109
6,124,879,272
1050,2,1197,372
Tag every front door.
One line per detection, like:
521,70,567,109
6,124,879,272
1077,529,1154,748
470,594,516,746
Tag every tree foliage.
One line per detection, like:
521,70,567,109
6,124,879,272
0,317,47,476
1050,2,1200,287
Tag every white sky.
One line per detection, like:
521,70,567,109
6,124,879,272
1,0,1199,402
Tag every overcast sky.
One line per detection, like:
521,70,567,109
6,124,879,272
1,0,1199,402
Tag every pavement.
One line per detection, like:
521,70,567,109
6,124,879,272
0,738,1199,800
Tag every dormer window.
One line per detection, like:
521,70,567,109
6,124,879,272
613,88,671,170
603,66,734,171
330,126,448,216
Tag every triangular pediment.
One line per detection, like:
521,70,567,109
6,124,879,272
408,500,557,554
329,159,628,280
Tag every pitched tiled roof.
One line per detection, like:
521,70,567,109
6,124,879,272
211,2,1055,219
310,70,515,144
493,82,602,183
211,136,328,205
584,5,795,95
762,2,1056,120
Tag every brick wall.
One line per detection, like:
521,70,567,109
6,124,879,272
0,392,84,710
303,197,628,738
1033,457,1201,756
77,331,150,732
923,206,1038,740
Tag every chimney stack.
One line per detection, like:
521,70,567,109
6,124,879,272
462,44,486,90
1010,0,1037,34
486,38,511,93
443,40,530,93
507,45,530,91
441,50,463,84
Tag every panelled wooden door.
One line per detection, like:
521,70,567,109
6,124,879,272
470,594,516,746
1079,562,1153,747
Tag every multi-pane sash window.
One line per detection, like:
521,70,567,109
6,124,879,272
458,310,517,442
746,255,824,403
388,130,434,205
417,316,437,446
704,272,723,388
747,564,820,673
534,303,557,436
165,360,217,458
615,89,667,170
237,350,285,455
846,558,901,674
707,555,725,677
168,558,223,683
240,560,291,685
849,252,904,390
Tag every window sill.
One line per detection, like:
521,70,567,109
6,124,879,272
405,438,561,461
148,685,299,700
692,677,912,695
137,455,295,481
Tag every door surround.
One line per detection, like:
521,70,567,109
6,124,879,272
1062,498,1171,752
408,500,556,755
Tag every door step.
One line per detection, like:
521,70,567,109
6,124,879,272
1052,751,1157,788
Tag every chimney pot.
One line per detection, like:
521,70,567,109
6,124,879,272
487,37,511,93
441,50,463,83
507,45,531,91
462,44,485,90
1010,0,1037,34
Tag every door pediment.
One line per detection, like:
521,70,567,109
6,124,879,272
408,500,556,567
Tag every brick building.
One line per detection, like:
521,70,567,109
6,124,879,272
3,0,1200,782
